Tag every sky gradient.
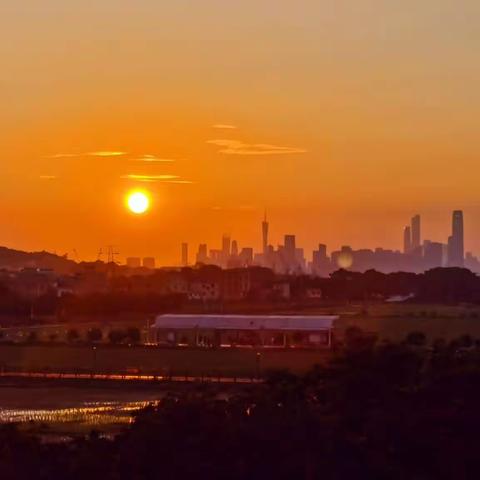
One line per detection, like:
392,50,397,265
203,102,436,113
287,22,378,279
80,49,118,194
2,1,480,264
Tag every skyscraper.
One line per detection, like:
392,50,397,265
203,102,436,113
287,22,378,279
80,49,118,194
231,240,239,256
423,241,443,270
222,235,231,257
403,226,412,254
181,243,188,267
262,211,269,255
284,234,296,252
142,257,156,269
448,210,464,267
196,244,208,264
411,215,421,251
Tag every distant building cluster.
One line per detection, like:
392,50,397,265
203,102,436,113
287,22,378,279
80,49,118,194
179,210,480,275
126,257,156,269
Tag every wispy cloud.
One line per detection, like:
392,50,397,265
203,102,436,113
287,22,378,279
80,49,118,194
48,151,128,158
120,174,180,181
213,124,237,130
207,139,307,156
39,175,58,179
48,153,79,159
130,155,176,163
88,151,127,157
163,180,195,184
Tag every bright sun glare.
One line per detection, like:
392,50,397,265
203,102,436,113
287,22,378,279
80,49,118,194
127,191,150,214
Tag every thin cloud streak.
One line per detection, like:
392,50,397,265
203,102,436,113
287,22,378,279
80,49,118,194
39,175,58,179
207,139,307,155
130,155,176,163
47,153,79,159
88,151,127,157
48,151,128,158
213,124,238,130
163,180,195,184
120,174,180,181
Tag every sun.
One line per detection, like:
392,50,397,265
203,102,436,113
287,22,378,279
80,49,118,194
126,191,150,214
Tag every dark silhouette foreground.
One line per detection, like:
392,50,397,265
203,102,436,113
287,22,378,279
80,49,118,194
2,339,480,479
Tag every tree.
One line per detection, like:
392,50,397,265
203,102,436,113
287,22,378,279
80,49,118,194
26,331,38,343
108,329,127,344
126,327,141,344
405,331,427,347
458,334,473,349
86,328,103,343
66,329,80,343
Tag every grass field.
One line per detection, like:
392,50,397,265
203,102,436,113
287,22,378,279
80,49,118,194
335,303,480,342
0,344,331,377
2,303,480,376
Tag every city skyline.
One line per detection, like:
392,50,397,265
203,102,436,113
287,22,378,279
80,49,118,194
2,207,478,270
3,2,480,265
159,209,477,274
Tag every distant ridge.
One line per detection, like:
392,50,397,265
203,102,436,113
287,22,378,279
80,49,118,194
0,246,77,274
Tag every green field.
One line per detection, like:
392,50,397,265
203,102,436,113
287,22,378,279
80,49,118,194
335,303,480,342
0,344,331,377
2,303,480,376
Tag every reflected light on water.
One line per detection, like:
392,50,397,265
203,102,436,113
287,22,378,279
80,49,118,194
0,401,159,426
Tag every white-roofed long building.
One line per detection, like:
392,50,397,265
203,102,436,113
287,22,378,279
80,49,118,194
150,314,337,349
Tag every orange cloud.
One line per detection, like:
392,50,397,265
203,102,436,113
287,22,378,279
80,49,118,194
48,151,128,158
130,155,176,163
207,139,306,155
120,174,180,181
213,124,238,130
88,151,128,157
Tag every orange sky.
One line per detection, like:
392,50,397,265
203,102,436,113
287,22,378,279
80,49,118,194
2,1,480,264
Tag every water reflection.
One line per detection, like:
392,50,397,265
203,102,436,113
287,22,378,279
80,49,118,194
0,400,159,427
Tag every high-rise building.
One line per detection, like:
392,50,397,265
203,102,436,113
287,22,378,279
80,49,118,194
411,215,421,251
222,235,231,256
403,226,412,254
312,244,330,276
423,241,443,270
284,235,296,253
231,240,239,256
448,210,464,267
126,257,141,268
262,212,269,255
142,257,156,269
239,247,253,266
196,244,208,264
181,243,189,267
315,244,327,259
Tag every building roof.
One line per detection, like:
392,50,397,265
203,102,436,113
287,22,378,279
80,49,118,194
153,314,337,331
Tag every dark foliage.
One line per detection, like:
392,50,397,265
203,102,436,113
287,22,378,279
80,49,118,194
3,342,480,479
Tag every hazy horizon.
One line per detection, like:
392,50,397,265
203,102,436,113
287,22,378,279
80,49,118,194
2,1,480,263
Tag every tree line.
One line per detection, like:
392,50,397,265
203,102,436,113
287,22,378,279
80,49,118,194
2,336,480,479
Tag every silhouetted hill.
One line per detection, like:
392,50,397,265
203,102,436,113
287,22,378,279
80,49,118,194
0,246,77,274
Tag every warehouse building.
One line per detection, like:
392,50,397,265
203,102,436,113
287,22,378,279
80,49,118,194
150,314,337,349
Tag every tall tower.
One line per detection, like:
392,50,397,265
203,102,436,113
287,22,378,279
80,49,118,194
181,243,188,267
196,244,208,264
262,211,269,255
411,215,421,251
231,240,239,256
222,235,231,256
403,226,412,254
448,210,464,267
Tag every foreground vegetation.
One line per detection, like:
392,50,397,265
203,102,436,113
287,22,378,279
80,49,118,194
3,336,480,479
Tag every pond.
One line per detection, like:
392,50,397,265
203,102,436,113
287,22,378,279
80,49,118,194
0,384,164,441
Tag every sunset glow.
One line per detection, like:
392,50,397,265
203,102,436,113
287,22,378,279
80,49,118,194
2,2,480,264
126,191,150,215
